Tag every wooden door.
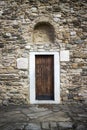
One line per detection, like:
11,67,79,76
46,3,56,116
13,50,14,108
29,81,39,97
35,55,54,100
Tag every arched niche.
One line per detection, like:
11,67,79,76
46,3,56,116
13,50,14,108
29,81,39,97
33,22,55,44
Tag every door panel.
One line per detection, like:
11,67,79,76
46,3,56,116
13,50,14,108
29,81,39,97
35,55,54,100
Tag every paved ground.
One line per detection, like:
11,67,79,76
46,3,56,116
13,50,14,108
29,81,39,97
0,103,87,130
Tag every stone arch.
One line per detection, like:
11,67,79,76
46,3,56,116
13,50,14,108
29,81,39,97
33,22,55,44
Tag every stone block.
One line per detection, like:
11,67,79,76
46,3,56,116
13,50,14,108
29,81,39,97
25,123,41,130
31,7,38,13
72,63,78,69
70,31,76,36
25,45,31,50
0,10,3,16
17,58,28,70
53,17,60,22
42,122,50,129
58,122,73,129
76,124,87,130
60,50,70,61
50,122,57,128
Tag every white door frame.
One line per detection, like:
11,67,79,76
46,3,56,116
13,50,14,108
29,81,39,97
29,52,60,104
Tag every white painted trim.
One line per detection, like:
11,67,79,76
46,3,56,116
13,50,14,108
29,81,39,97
29,52,60,104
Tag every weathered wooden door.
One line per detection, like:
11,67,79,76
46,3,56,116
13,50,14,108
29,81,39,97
35,55,54,100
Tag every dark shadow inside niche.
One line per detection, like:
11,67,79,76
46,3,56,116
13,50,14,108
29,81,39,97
33,22,55,44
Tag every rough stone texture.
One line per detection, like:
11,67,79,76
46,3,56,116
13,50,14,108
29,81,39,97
17,58,28,69
0,0,87,105
58,122,73,129
0,103,87,130
25,123,41,130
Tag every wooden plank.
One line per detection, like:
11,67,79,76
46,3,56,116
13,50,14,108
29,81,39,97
35,55,54,100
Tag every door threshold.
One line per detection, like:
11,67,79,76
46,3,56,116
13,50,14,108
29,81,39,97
30,100,59,104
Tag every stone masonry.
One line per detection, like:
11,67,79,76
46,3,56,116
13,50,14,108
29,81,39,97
0,0,87,105
0,103,87,130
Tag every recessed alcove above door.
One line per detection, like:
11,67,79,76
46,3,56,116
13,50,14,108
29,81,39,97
33,22,55,44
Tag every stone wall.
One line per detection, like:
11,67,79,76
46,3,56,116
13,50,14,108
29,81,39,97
0,0,87,105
